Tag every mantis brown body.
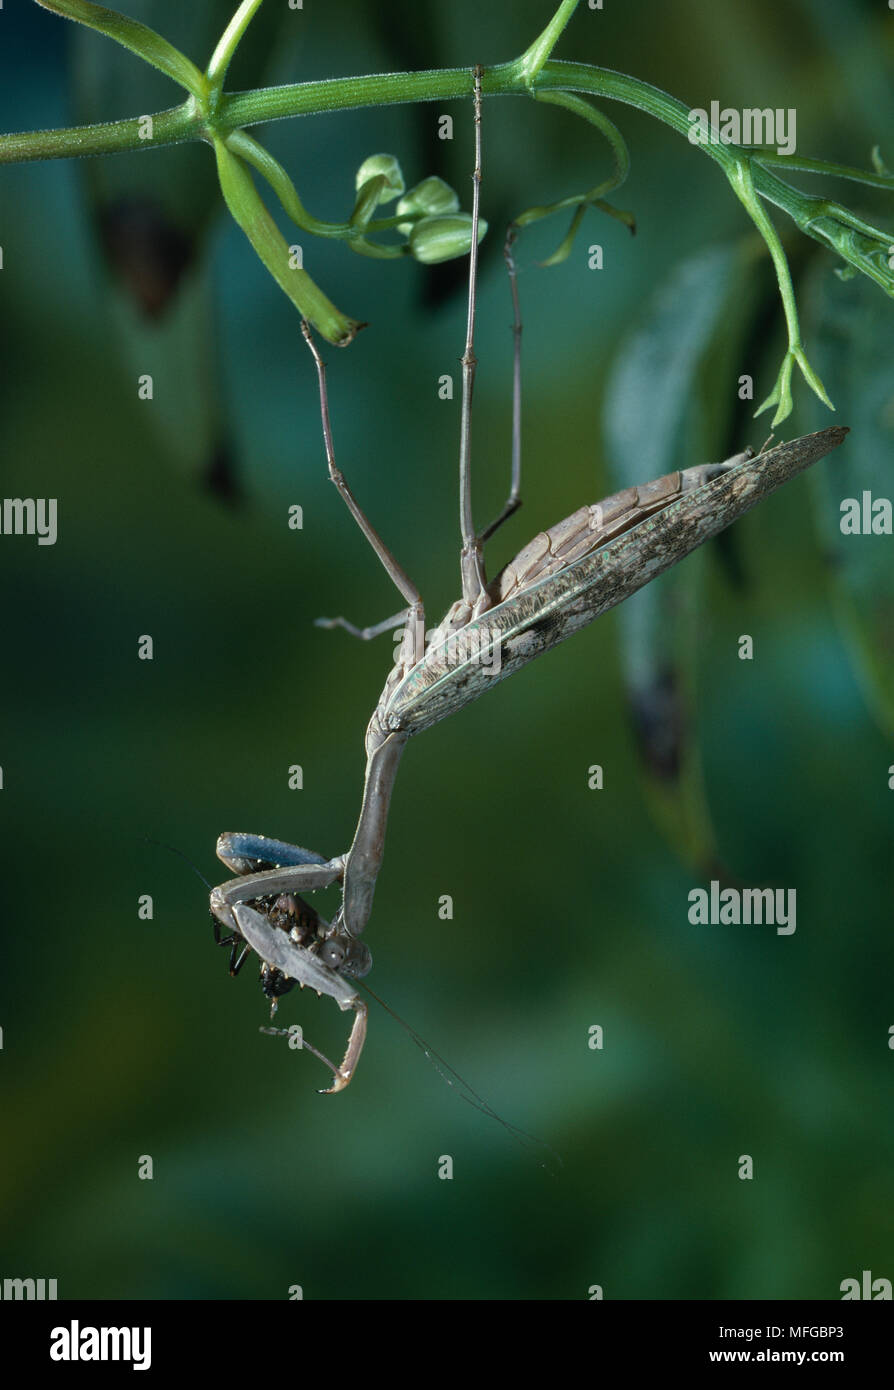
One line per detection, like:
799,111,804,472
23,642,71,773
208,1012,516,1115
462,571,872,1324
209,69,848,1092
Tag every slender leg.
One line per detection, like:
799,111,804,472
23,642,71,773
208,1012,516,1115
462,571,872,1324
261,1013,368,1096
212,915,252,976
231,944,251,974
315,607,410,641
301,320,425,664
459,65,488,605
478,224,523,545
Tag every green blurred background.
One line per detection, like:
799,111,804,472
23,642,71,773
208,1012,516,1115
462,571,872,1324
1,0,892,1300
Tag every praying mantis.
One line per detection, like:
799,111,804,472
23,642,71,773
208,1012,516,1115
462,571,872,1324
209,68,848,1093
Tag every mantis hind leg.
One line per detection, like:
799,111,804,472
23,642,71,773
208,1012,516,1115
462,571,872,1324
314,607,410,642
301,321,426,664
477,226,524,549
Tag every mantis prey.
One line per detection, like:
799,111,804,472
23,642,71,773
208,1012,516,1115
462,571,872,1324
209,69,848,1093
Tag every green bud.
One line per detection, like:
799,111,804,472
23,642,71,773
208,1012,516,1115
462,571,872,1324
409,213,488,265
395,177,460,235
354,154,405,206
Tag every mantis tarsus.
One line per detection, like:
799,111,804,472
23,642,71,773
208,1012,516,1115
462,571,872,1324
209,68,848,1093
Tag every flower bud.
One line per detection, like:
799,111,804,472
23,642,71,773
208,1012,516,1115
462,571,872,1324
354,154,405,206
395,177,459,235
409,212,488,264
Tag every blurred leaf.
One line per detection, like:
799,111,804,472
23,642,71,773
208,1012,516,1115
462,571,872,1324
794,0,894,141
35,0,205,97
802,258,894,736
67,5,309,486
93,256,228,481
96,197,194,317
68,5,241,484
70,3,273,288
604,242,759,872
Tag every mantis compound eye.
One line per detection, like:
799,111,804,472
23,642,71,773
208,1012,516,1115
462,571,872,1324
341,939,372,979
316,936,372,977
318,939,346,968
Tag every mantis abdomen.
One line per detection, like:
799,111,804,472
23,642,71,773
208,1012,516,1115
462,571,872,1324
383,427,847,741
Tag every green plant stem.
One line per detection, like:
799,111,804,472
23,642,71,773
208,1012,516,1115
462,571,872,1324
3,55,890,298
8,7,892,389
0,102,196,163
206,0,267,113
516,0,579,88
753,152,894,192
213,135,361,343
225,128,351,238
0,56,878,204
227,130,406,257
0,55,882,203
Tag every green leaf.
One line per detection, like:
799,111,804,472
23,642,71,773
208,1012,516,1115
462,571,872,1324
802,259,894,737
604,242,758,873
35,0,206,100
